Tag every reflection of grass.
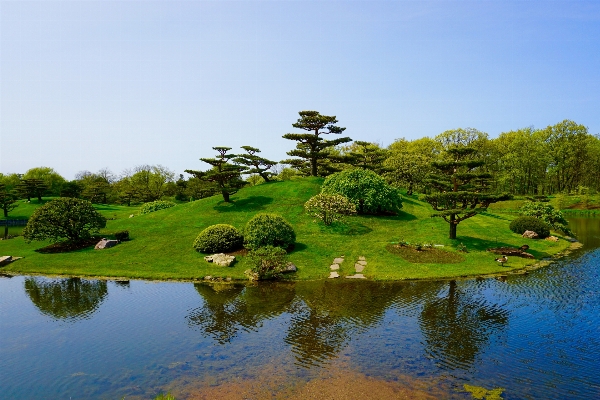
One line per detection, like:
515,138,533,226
1,178,572,281
386,244,465,263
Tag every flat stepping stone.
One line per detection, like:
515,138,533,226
356,260,367,266
329,271,340,279
355,264,365,273
330,264,340,270
333,257,345,264
358,256,366,261
346,274,365,279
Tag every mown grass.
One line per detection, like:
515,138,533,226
0,178,571,281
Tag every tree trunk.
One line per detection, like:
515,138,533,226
3,207,7,218
222,191,230,202
449,214,457,239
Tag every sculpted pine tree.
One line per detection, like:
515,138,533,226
185,147,247,202
16,178,48,202
424,146,511,239
282,111,352,176
0,184,18,217
233,146,277,182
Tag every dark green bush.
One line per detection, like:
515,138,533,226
115,230,129,241
244,213,296,250
245,245,288,281
139,200,176,215
509,216,551,238
193,224,243,253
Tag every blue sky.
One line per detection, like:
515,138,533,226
1,0,599,179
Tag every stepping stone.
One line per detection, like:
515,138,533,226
358,256,366,261
346,274,365,279
333,257,344,264
355,264,365,273
329,271,340,279
356,260,367,266
330,264,340,270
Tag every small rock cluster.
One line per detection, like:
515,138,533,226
522,230,539,239
94,238,119,250
204,253,236,267
329,255,367,279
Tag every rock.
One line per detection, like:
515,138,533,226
204,275,213,280
545,236,559,242
355,264,365,273
129,214,134,218
0,256,13,266
333,257,344,264
282,262,297,273
329,271,340,279
346,274,366,279
522,230,539,239
95,239,119,250
356,260,367,266
225,277,232,282
204,253,235,267
565,237,578,242
358,256,366,261
330,264,340,270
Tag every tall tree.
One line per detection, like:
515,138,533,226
23,167,66,196
16,178,48,202
185,147,247,202
233,146,277,182
282,110,352,176
424,141,511,239
0,183,19,217
344,141,389,174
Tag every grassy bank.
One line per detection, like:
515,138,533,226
1,178,572,281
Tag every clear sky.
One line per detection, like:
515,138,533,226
1,0,599,180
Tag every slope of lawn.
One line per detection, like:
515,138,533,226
1,177,572,281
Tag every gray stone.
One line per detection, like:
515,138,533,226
346,274,365,279
282,262,297,273
129,214,135,218
356,260,367,266
358,256,366,261
204,275,213,280
333,257,344,264
522,230,539,239
204,253,235,267
95,239,119,250
330,264,340,270
355,264,365,273
329,271,340,279
0,256,13,266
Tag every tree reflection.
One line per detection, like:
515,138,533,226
187,282,295,344
419,280,508,370
24,277,108,321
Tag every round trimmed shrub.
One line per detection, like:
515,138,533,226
139,200,176,215
193,224,243,253
509,216,551,238
244,213,296,250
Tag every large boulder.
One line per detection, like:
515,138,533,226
204,253,235,267
95,238,119,250
522,230,539,239
0,256,13,266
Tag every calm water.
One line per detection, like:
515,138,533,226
0,218,599,399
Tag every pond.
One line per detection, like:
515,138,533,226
0,218,599,399
1,225,24,240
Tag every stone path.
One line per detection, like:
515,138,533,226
328,255,367,279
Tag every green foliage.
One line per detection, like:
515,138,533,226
509,216,551,238
153,393,176,400
463,384,504,400
0,183,19,218
23,166,66,196
16,178,48,202
304,193,357,225
321,168,402,214
519,201,572,235
234,146,276,182
114,230,130,241
343,141,389,174
282,110,352,176
245,245,288,281
244,213,296,250
23,198,107,243
139,200,176,215
193,224,244,253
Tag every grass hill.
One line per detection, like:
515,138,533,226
1,178,571,281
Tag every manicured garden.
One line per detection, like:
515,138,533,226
0,177,572,281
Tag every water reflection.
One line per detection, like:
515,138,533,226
24,277,108,321
419,280,508,371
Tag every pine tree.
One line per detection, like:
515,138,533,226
16,178,48,202
0,184,19,218
282,111,352,176
233,146,277,182
185,147,247,202
424,146,511,239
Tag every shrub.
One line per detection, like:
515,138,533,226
519,201,572,235
193,224,243,253
139,200,176,215
114,230,129,241
245,245,288,281
321,168,402,214
23,198,106,243
509,216,551,238
244,213,296,250
304,193,357,225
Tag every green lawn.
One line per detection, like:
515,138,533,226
1,178,571,281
